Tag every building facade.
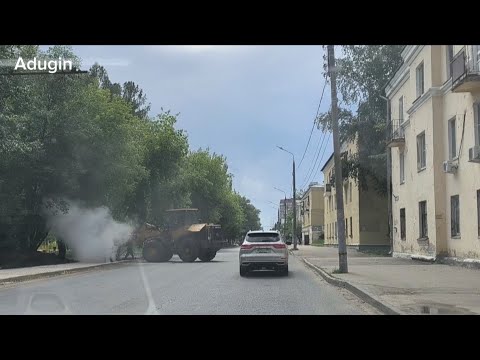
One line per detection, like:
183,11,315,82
322,140,389,250
386,45,480,261
300,183,324,245
278,198,302,225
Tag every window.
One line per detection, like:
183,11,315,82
349,216,353,237
417,132,426,170
451,195,460,237
448,117,457,159
419,201,428,238
416,62,424,98
349,183,352,202
345,218,348,235
446,45,454,79
246,232,280,242
335,221,337,239
399,96,404,123
400,208,406,240
477,190,480,237
399,150,405,184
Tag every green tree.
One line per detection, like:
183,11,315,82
0,45,260,263
0,46,148,251
122,81,151,119
181,149,233,224
316,45,404,195
133,111,189,225
281,211,301,241
219,192,246,240
237,195,261,234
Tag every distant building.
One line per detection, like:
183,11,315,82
301,183,324,245
322,139,389,251
278,198,302,226
278,198,292,226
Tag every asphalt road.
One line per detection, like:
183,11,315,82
0,248,378,314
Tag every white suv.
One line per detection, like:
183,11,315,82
239,230,291,277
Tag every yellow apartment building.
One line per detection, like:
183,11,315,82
386,45,480,262
300,183,324,245
322,139,389,250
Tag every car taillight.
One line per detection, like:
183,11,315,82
273,244,286,249
241,244,254,250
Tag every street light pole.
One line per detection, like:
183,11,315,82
274,187,287,239
277,146,297,250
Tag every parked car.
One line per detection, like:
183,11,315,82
239,230,291,277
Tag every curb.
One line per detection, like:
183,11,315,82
289,250,400,315
0,261,130,286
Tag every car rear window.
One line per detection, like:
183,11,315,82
246,233,280,242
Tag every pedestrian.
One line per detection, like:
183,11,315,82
124,241,135,260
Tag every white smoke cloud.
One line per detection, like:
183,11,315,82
44,200,134,263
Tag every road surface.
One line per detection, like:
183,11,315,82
0,248,379,314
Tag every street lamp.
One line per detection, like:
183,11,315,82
273,187,288,239
277,146,298,250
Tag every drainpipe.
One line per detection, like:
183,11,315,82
380,95,393,255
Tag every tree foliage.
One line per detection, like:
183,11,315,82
0,45,260,256
317,45,404,195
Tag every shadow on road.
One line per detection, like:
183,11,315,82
135,259,227,264
243,270,291,278
169,260,226,264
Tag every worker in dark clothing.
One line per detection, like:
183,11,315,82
124,241,135,260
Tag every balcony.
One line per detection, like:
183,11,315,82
386,119,405,148
451,48,480,93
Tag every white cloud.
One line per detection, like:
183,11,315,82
145,45,249,54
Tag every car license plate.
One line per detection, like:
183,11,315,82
256,248,270,253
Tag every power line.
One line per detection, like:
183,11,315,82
312,133,331,181
297,80,328,170
300,129,327,190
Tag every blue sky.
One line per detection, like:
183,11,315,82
69,45,333,228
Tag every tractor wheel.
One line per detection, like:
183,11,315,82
116,245,128,261
143,241,173,262
156,242,173,262
177,239,200,262
198,250,216,262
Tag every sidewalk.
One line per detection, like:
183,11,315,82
0,261,128,285
291,245,480,315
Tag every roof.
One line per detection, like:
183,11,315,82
188,223,206,232
320,153,334,172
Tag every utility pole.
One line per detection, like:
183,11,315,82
276,147,297,250
292,158,297,249
274,187,288,239
327,45,348,273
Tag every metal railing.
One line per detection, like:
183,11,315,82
451,48,480,88
386,119,405,143
452,49,467,87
